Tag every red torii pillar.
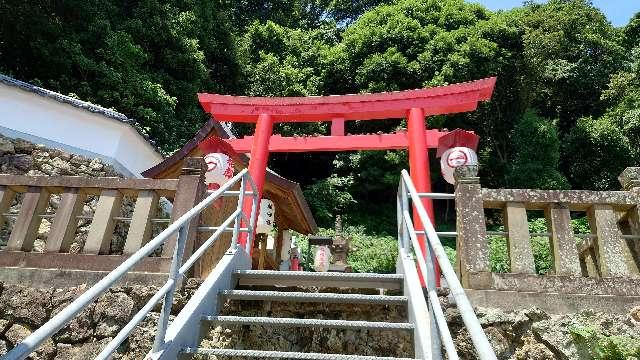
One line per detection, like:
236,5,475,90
407,107,438,282
241,114,274,248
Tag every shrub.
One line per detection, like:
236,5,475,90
486,217,586,275
569,325,640,359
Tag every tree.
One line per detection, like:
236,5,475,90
303,175,356,227
562,116,632,190
0,0,240,153
624,12,640,50
515,0,625,133
507,110,569,189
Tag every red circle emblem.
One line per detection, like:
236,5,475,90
447,149,468,168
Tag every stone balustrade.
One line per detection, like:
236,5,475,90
454,166,640,312
0,158,213,280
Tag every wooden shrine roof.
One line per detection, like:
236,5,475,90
142,121,318,234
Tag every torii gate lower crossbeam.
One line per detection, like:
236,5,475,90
198,77,497,286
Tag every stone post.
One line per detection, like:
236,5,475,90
454,165,490,288
588,204,636,277
544,204,581,276
163,157,207,262
504,202,536,274
618,167,640,276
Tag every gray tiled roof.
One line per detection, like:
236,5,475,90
0,74,161,152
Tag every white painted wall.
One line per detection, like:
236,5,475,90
0,84,163,177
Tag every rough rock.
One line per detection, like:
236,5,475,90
40,163,56,176
93,291,134,338
630,306,640,326
26,169,46,177
49,157,73,175
5,323,31,346
51,286,94,343
89,158,104,171
0,285,52,327
11,154,33,171
54,338,112,360
0,137,15,155
447,306,640,360
0,339,7,356
0,319,11,335
512,335,555,360
13,138,35,154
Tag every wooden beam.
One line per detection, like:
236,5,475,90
0,186,16,232
330,118,345,136
226,130,445,153
7,187,49,251
83,189,123,255
123,190,159,255
47,188,86,252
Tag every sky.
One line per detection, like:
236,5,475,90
474,0,640,27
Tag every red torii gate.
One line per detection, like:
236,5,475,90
198,77,496,276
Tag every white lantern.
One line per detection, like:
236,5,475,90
440,147,478,185
203,153,234,188
256,199,275,234
314,245,331,272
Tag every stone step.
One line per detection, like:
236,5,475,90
235,270,404,290
202,315,414,331
220,290,408,305
182,348,413,360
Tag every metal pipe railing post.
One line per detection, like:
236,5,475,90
397,190,404,254
152,224,188,353
400,180,411,250
403,213,458,360
245,190,260,254
230,176,246,250
401,170,497,360
425,239,443,360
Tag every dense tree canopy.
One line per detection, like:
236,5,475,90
1,0,638,234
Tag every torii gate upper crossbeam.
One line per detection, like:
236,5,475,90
198,77,496,122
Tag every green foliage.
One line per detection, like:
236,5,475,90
0,0,240,153
569,325,640,359
624,13,640,50
486,217,589,275
507,110,569,190
516,0,625,132
528,218,552,274
303,175,356,228
563,116,633,190
346,227,398,273
488,233,510,273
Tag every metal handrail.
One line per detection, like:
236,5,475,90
398,169,497,360
417,192,456,200
5,169,259,360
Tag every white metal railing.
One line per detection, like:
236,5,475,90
5,169,259,360
397,170,497,360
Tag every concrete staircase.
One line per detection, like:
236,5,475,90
181,270,416,359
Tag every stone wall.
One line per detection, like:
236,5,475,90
446,303,640,359
0,135,120,178
0,280,200,359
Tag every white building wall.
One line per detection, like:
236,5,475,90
0,84,163,177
